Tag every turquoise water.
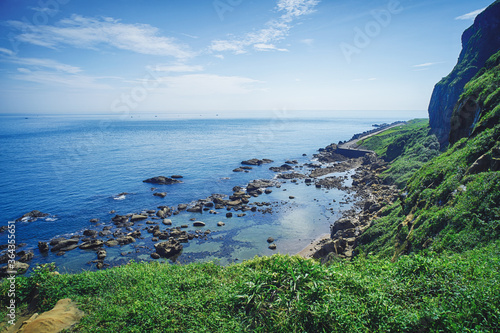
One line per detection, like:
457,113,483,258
0,112,424,272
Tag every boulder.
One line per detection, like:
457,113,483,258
0,261,29,276
130,214,147,222
79,240,104,250
154,239,183,258
187,206,202,213
171,175,183,179
105,240,119,247
217,222,225,227
178,204,188,211
38,241,49,253
116,236,136,245
268,243,277,250
97,249,107,260
267,237,274,243
193,221,206,227
331,219,356,237
83,230,97,237
17,250,34,262
162,219,173,225
51,239,79,252
16,210,49,222
153,192,167,198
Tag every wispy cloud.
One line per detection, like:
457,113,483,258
351,78,377,82
10,57,82,74
12,69,112,90
209,0,319,54
412,62,443,71
300,38,314,45
6,15,194,59
455,8,486,20
254,43,289,52
0,48,16,56
159,74,263,95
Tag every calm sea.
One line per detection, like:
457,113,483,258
0,111,425,273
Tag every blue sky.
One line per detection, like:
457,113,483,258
0,0,493,115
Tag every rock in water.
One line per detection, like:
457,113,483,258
143,176,183,185
154,239,183,258
16,210,49,222
38,241,49,253
0,261,29,277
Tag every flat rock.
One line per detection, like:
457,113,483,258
130,214,148,221
143,176,183,185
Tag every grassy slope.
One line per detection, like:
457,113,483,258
358,119,440,188
1,248,500,333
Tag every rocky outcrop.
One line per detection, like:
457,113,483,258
16,210,49,222
428,0,500,146
143,176,183,185
241,158,273,166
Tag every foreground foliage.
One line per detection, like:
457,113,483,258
1,247,499,332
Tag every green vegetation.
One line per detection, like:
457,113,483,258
358,119,440,188
2,247,500,332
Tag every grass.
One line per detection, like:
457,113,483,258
2,247,500,332
358,119,440,188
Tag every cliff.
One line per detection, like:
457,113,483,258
428,0,500,147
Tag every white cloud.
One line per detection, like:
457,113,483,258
152,64,204,73
6,15,194,59
30,6,59,15
214,54,225,60
412,62,443,71
0,48,16,56
11,57,82,73
209,0,319,54
455,8,486,20
254,43,289,52
12,70,112,90
300,38,314,45
159,74,263,95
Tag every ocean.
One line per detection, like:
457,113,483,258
0,111,425,273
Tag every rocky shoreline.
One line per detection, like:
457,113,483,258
0,125,401,276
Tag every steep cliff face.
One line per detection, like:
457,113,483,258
428,0,500,146
449,50,500,145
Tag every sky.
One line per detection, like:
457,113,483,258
0,0,494,115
